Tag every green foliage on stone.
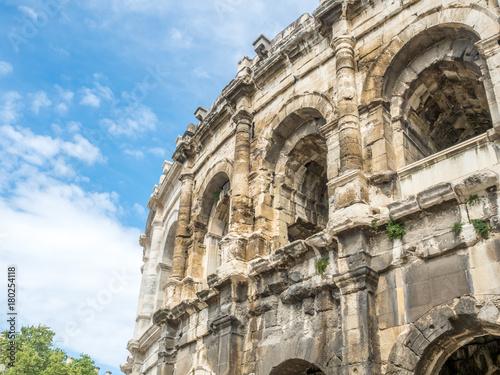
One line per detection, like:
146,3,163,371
370,219,379,231
212,191,220,203
0,325,97,375
466,194,480,205
472,219,492,239
386,220,405,240
315,257,329,276
452,222,463,234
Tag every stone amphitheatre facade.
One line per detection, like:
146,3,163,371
121,0,500,374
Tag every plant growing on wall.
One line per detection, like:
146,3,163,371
466,194,480,205
212,191,220,203
386,220,405,240
472,219,492,239
452,222,463,234
370,219,379,231
315,257,329,276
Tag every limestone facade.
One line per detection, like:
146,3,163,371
121,1,500,374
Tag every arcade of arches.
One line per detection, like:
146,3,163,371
123,1,500,375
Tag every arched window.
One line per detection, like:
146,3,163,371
204,180,230,276
385,26,494,167
154,221,176,310
439,335,500,375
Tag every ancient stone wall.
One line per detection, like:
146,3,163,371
122,1,500,374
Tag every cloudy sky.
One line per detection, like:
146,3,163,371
0,0,318,373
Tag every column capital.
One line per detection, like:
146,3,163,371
320,119,338,137
232,108,254,124
179,172,194,183
476,33,500,59
332,34,356,52
334,266,379,295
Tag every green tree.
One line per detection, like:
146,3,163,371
0,325,97,375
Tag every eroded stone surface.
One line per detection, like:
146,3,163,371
122,1,500,375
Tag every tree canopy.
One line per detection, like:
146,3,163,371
0,325,97,375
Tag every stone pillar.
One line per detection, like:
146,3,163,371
212,315,243,375
229,109,253,234
171,173,194,280
476,33,500,129
335,230,380,375
141,219,164,315
157,320,180,375
333,26,363,174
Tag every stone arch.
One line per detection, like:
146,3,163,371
260,92,335,167
269,358,326,375
187,366,215,375
386,296,500,375
362,4,500,106
194,158,233,200
161,216,178,265
261,97,330,246
365,14,499,168
154,218,177,309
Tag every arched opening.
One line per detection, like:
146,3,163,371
269,359,325,375
438,335,500,375
162,221,177,264
155,220,177,309
199,173,230,278
385,26,495,167
284,134,329,242
264,108,329,248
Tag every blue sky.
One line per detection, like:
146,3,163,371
0,0,318,373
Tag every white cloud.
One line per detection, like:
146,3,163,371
0,91,23,124
31,91,52,114
62,134,103,165
0,61,13,75
67,121,81,132
192,67,210,79
18,5,38,21
80,88,101,107
124,149,144,159
0,176,142,368
57,102,69,114
0,125,103,177
133,203,146,217
56,85,75,102
50,44,71,57
149,147,165,157
79,83,114,108
101,101,157,137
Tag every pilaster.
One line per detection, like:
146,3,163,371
229,108,254,235
476,33,500,128
211,315,243,375
333,22,363,174
335,267,380,375
171,172,194,280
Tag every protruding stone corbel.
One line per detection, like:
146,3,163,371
139,234,150,248
334,266,379,295
194,107,208,121
252,34,271,59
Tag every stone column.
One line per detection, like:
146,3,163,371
333,26,363,174
476,33,500,129
157,321,180,375
229,109,253,234
334,230,380,375
212,315,243,375
141,219,164,315
171,173,194,280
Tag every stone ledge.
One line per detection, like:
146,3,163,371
388,171,498,220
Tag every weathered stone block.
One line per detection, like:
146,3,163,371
388,195,420,220
454,170,498,199
416,182,457,209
